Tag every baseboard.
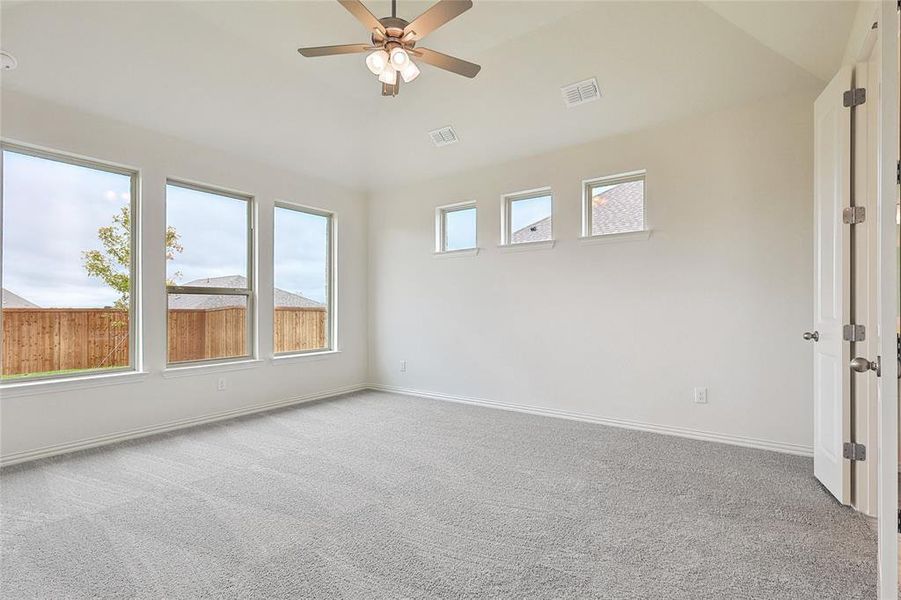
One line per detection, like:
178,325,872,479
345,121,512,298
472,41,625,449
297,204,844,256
0,383,367,467
369,384,814,458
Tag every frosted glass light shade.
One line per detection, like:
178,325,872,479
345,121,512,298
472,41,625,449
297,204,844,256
400,61,420,83
378,64,397,85
366,50,389,75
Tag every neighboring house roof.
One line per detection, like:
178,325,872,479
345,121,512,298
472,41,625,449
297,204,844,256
591,181,644,235
512,216,552,244
509,181,643,243
1,288,40,308
169,275,323,309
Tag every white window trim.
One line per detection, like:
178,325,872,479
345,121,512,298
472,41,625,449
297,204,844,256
500,186,554,246
272,201,337,358
0,140,142,386
435,200,478,253
164,179,256,368
581,169,648,239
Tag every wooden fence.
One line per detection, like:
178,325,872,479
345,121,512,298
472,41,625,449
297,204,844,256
2,307,327,376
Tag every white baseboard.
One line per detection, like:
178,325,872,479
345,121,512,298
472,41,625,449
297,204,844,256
0,384,367,467
369,384,814,458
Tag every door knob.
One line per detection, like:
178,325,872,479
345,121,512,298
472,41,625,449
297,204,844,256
802,331,819,342
850,356,881,376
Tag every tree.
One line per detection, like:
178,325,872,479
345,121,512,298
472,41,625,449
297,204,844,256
82,206,183,309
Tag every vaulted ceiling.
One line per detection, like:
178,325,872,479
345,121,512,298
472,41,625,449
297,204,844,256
0,1,858,190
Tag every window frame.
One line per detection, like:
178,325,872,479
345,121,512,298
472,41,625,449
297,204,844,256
500,187,554,246
581,170,647,238
272,201,336,357
435,201,477,253
0,140,141,384
164,179,255,368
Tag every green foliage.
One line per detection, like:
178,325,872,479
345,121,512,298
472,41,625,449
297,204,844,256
82,206,183,309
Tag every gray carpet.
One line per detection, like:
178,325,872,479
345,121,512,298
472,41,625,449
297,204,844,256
0,391,877,599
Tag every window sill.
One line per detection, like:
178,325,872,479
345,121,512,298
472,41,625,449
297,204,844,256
433,248,480,258
0,370,149,398
162,359,262,379
497,240,556,253
271,350,341,365
579,229,652,245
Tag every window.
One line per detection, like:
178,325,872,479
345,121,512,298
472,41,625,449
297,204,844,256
1,144,138,382
502,189,553,245
273,204,333,354
583,171,646,237
436,202,477,252
165,181,253,365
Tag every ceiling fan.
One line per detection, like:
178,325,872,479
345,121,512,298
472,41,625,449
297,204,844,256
297,0,481,97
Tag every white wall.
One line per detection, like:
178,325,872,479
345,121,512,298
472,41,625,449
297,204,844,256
0,91,368,461
368,89,818,453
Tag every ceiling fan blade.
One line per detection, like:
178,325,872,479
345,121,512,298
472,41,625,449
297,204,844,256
403,0,472,41
297,43,371,57
414,47,480,78
337,0,385,34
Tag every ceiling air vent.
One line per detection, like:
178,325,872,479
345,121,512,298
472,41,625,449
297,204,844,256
561,78,600,108
429,126,458,147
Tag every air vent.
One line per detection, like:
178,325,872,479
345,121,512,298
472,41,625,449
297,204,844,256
561,78,600,108
429,126,458,147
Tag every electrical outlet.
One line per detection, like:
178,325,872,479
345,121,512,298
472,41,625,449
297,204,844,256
693,387,708,404
217,378,227,392
400,360,406,373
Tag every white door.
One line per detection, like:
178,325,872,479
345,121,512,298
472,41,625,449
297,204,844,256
812,65,852,504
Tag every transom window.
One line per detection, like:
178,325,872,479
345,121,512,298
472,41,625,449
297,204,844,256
502,189,553,245
436,202,477,252
1,145,139,382
273,203,334,354
165,181,254,365
583,171,646,237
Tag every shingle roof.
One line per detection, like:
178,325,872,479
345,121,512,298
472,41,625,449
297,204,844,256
1,288,39,308
511,216,552,243
168,276,323,309
591,181,644,235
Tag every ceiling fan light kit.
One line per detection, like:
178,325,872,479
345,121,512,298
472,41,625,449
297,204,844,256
298,0,481,97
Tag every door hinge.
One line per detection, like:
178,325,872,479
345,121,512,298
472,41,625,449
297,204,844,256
896,160,900,185
843,87,866,108
842,206,866,224
842,324,866,342
843,442,867,461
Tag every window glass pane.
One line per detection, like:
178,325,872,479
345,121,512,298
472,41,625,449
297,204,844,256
510,194,552,243
167,294,248,362
444,207,476,251
590,179,644,236
274,207,329,353
2,149,133,380
165,184,248,288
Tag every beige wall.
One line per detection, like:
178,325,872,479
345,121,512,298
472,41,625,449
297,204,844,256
368,89,818,452
0,90,369,461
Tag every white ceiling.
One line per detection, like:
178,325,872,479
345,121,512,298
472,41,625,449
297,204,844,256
0,1,857,191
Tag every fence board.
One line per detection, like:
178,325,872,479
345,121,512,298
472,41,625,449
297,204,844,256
2,307,327,376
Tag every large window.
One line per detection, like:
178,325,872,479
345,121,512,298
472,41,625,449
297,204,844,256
583,171,646,237
165,181,253,365
1,145,138,381
273,204,333,354
502,189,553,245
435,202,477,252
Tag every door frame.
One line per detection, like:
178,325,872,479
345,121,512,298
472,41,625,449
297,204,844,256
875,1,898,597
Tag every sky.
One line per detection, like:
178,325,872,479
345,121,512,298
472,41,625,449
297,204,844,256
1,150,328,308
445,207,476,251
510,195,552,231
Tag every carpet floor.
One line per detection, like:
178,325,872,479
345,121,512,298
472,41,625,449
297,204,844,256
0,391,877,599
